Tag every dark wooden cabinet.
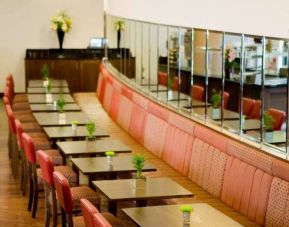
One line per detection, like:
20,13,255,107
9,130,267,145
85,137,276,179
25,59,100,93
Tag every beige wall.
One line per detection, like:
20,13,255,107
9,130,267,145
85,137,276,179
0,0,104,92
107,0,289,39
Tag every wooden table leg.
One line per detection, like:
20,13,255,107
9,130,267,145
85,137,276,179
108,201,117,216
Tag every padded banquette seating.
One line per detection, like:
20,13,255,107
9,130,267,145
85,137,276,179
97,64,289,226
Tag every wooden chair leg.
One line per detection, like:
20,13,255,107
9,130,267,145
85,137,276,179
67,213,74,227
51,189,58,227
61,208,66,227
28,177,33,211
32,169,39,218
44,183,51,227
22,158,28,196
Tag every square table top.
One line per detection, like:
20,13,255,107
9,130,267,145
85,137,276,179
30,103,81,112
57,139,131,156
28,79,68,88
92,177,193,202
122,203,243,227
27,87,70,94
192,107,240,120
44,126,109,141
71,155,156,175
224,119,261,132
28,94,75,104
248,130,286,145
33,112,90,126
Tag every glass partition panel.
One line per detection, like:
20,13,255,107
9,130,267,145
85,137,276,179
262,38,288,153
141,23,150,93
127,20,136,80
157,25,169,101
148,24,158,98
135,21,143,86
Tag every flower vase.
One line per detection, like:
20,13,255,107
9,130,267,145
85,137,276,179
71,124,77,134
107,156,113,165
225,67,231,79
57,30,65,50
117,29,121,50
212,108,220,119
133,176,146,189
58,112,66,124
183,212,191,223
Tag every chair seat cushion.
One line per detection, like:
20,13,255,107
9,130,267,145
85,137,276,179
22,122,42,133
14,112,35,123
102,212,124,227
12,102,30,111
72,216,85,227
14,94,28,103
28,132,48,140
54,166,77,187
32,137,51,150
42,149,63,165
71,186,101,212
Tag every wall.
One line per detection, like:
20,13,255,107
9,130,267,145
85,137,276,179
106,0,289,39
0,0,104,92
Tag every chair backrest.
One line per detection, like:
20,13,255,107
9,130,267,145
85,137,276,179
80,199,99,227
5,104,16,134
4,86,13,104
158,72,167,86
37,150,55,187
223,91,230,108
249,100,261,119
22,133,37,164
53,171,73,213
14,119,24,149
92,213,112,227
267,108,286,130
172,77,179,91
192,85,204,101
242,97,255,116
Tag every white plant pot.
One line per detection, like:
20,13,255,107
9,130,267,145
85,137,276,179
71,124,77,133
53,100,57,110
58,112,66,124
183,212,191,223
43,80,49,87
107,156,113,165
46,94,53,103
134,177,146,189
212,108,220,119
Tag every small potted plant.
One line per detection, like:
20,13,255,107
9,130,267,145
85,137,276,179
114,19,125,50
41,64,49,81
132,155,146,189
86,121,96,141
45,79,51,94
210,89,221,118
71,120,78,133
225,44,238,79
57,95,66,121
179,205,193,223
105,151,115,165
263,112,275,140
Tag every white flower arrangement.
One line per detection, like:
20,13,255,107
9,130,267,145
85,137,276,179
50,11,72,33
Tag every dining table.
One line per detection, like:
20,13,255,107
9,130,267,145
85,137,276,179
223,119,261,132
92,177,193,215
27,86,70,94
33,112,90,127
30,103,81,112
56,139,131,158
122,203,243,227
191,107,240,120
28,79,68,88
71,155,157,184
27,94,75,104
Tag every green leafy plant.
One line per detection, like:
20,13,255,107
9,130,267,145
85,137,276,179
264,112,275,131
56,95,66,112
105,151,115,157
46,79,51,93
179,205,193,213
114,19,125,31
86,121,96,139
210,89,221,108
132,155,145,178
71,120,78,125
41,64,49,80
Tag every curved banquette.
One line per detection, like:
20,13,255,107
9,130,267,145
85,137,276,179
97,63,289,227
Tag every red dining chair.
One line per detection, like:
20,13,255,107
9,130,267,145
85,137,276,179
267,108,286,130
37,150,77,227
80,199,124,227
242,97,255,116
22,133,63,218
93,213,112,227
6,74,28,103
4,86,31,111
223,91,230,109
249,100,261,119
192,85,204,101
172,77,180,91
158,72,167,86
53,171,101,227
